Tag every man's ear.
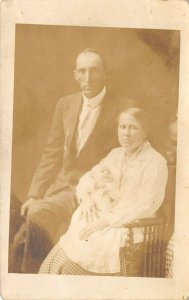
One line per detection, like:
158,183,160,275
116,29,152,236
104,67,113,81
103,72,109,81
74,70,78,81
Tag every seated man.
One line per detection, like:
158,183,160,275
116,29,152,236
12,48,137,273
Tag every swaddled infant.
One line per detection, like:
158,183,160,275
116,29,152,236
89,166,118,212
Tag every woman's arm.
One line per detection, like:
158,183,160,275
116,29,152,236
76,149,118,223
76,148,116,203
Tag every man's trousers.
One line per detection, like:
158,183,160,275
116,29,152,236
11,188,77,273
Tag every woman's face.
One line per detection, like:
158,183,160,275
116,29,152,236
118,113,147,154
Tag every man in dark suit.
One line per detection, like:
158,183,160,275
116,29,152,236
12,48,135,273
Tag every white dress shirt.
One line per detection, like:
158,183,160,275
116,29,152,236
76,86,106,154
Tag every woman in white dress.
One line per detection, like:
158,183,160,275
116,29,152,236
39,108,168,275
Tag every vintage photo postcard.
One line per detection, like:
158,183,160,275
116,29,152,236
1,0,189,299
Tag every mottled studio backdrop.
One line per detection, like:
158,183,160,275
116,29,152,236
11,25,180,202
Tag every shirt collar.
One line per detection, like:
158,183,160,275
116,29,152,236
82,86,106,109
124,140,161,162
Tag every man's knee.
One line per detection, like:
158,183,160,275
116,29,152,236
26,198,59,229
24,192,77,246
27,191,77,222
26,199,45,220
26,199,72,240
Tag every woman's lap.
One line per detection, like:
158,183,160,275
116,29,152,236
39,243,143,276
39,244,122,275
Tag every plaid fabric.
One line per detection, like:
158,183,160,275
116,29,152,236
39,243,143,276
165,235,174,278
39,245,126,276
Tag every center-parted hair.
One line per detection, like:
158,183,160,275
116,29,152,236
119,107,151,138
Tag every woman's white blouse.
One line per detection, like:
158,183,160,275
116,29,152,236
76,141,168,226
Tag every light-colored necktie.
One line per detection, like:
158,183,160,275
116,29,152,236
77,105,92,153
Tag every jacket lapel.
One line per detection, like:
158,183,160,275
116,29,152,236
66,94,83,150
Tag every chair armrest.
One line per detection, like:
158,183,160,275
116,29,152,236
122,216,165,228
120,216,166,277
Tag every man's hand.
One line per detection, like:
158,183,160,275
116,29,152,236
21,197,37,217
78,195,99,223
79,219,109,240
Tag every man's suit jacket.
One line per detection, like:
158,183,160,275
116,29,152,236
28,90,136,200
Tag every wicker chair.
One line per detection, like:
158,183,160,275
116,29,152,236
121,216,166,277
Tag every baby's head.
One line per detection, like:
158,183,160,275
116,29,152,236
91,166,111,181
100,166,111,176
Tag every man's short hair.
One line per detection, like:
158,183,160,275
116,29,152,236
75,48,107,70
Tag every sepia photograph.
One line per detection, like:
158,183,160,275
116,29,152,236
1,1,189,300
9,25,179,277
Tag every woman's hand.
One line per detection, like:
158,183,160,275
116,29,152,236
79,219,109,240
78,195,99,223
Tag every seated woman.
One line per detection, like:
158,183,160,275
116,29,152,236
39,108,168,275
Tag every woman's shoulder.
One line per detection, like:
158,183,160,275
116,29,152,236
102,147,124,165
141,142,167,166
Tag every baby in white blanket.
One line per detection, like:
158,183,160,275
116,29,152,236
81,165,118,212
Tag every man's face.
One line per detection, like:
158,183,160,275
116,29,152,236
74,52,106,99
